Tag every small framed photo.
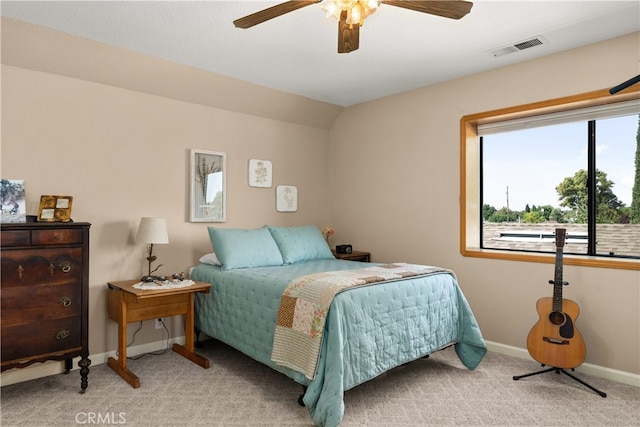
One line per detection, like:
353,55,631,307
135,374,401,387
248,159,272,188
276,185,297,212
1,179,26,223
38,195,73,222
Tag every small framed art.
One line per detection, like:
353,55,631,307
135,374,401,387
276,185,297,212
1,179,26,223
37,195,73,222
248,159,272,188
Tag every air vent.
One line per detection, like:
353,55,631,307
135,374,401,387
514,38,543,50
486,35,548,58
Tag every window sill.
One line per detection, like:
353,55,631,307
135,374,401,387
462,248,640,271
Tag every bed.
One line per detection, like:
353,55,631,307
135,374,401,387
191,225,486,427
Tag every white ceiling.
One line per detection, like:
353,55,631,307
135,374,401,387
2,1,639,107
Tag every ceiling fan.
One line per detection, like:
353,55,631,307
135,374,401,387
233,0,473,54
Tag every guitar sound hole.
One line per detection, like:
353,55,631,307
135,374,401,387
548,311,565,326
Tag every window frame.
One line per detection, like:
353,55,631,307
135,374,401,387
460,87,640,271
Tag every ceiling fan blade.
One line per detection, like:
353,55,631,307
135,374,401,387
234,0,322,29
338,10,360,53
381,0,473,20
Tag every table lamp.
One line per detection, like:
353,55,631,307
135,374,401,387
136,217,169,278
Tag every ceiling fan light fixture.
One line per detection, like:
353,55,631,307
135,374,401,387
323,1,342,19
234,0,473,54
348,3,363,25
323,0,380,26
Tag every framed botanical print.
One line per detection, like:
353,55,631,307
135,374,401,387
190,149,226,222
276,185,297,212
248,159,272,188
37,195,73,222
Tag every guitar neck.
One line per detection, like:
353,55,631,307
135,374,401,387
552,228,566,312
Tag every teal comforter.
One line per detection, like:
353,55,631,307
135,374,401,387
192,259,486,427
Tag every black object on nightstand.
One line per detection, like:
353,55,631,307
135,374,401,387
332,249,370,262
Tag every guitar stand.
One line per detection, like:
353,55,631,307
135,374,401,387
513,365,607,397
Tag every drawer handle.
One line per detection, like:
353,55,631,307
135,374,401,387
60,263,72,273
56,330,71,340
58,297,72,307
54,233,62,241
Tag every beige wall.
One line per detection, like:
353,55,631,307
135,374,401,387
1,17,638,385
1,63,334,380
329,32,640,376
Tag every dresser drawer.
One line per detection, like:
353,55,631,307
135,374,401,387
1,247,83,287
1,317,82,362
0,230,30,247
1,282,81,326
32,228,83,245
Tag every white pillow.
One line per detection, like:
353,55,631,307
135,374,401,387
199,252,221,266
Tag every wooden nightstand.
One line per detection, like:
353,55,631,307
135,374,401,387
332,250,370,262
106,279,211,388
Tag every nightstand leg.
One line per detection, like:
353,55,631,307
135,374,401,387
107,357,139,388
107,290,140,388
172,293,209,368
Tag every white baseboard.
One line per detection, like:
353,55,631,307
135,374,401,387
2,337,638,388
486,340,640,387
0,336,185,387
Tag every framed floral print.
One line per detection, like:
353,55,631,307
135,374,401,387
248,159,272,188
276,185,297,212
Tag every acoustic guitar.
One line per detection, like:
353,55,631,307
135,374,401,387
526,228,586,369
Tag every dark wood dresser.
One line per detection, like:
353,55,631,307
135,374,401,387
1,222,91,393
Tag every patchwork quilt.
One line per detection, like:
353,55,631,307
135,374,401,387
272,263,450,379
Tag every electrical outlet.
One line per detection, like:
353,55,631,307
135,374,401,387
155,318,163,330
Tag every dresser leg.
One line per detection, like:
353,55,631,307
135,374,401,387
64,358,72,374
78,357,91,394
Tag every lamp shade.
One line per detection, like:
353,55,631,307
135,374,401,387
136,217,169,244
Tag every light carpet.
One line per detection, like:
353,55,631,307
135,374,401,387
1,340,638,426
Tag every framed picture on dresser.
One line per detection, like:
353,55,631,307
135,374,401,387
37,195,73,222
0,179,26,223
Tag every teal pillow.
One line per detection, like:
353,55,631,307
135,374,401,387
207,227,283,271
266,225,335,264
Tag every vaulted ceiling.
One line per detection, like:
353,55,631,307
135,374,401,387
2,1,638,107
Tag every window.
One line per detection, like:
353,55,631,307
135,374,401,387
461,89,640,270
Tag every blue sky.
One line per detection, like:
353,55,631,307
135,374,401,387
483,114,638,211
